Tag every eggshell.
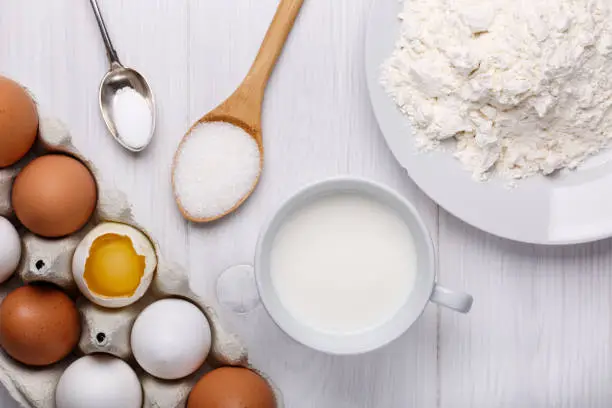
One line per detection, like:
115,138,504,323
151,259,248,368
0,76,38,168
0,217,21,284
0,285,80,366
131,298,211,380
72,222,157,308
187,367,276,408
56,355,142,408
11,154,97,238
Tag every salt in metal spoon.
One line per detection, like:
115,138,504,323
89,0,156,152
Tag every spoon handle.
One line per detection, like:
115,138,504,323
88,0,122,67
244,0,305,93
210,0,305,133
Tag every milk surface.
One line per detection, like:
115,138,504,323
270,193,418,334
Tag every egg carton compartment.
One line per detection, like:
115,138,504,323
0,118,283,408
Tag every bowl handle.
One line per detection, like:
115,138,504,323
430,284,473,313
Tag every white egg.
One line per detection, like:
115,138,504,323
55,355,142,408
131,298,211,380
72,222,157,308
0,216,21,284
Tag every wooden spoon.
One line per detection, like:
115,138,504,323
172,0,305,223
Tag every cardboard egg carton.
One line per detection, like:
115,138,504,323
0,118,283,408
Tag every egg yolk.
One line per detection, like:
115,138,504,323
84,233,145,298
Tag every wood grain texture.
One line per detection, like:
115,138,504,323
438,211,612,408
1,1,605,408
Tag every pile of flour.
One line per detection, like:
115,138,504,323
382,0,612,181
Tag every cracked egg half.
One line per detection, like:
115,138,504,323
72,222,157,308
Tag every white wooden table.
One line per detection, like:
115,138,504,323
2,1,611,407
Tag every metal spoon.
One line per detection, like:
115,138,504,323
89,0,155,152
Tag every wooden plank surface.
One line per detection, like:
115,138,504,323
0,1,608,407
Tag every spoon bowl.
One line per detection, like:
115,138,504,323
99,65,156,153
173,116,264,223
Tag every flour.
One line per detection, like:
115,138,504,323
382,0,612,181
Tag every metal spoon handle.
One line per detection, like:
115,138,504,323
88,0,121,67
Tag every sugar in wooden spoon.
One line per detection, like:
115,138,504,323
172,0,305,223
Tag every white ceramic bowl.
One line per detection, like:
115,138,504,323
255,177,473,355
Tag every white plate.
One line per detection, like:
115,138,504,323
365,0,612,245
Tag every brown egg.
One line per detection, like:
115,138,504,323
0,285,80,366
188,367,276,408
12,154,97,237
0,76,38,168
